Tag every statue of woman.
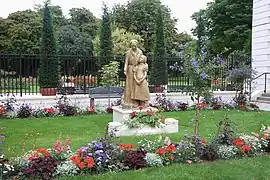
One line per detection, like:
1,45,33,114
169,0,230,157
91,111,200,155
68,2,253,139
121,39,143,108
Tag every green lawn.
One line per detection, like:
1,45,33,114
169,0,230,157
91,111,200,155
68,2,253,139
1,110,270,179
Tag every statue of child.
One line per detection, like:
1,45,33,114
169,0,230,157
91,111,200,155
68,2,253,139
132,55,150,107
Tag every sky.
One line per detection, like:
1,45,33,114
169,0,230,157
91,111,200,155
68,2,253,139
0,0,212,34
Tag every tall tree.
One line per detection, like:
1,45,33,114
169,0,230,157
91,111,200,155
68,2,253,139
150,7,168,86
191,9,207,55
0,10,42,53
57,25,93,75
39,0,59,88
69,8,99,38
93,28,144,56
112,0,178,55
99,3,113,65
196,0,252,56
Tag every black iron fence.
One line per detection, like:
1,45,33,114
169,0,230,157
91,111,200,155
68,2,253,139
0,52,250,96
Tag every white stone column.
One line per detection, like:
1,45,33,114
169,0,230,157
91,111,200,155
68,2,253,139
252,0,270,95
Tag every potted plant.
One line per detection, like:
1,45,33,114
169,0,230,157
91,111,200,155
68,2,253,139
39,1,59,96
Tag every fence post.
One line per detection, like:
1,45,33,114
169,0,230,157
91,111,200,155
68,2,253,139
19,55,23,97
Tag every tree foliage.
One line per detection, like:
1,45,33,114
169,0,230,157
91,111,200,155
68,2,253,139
192,0,252,57
39,1,59,88
99,3,113,66
93,28,144,56
150,6,168,85
0,10,42,53
69,8,99,37
111,0,180,55
57,25,93,56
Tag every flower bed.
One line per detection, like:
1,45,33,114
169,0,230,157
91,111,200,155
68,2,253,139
1,122,269,179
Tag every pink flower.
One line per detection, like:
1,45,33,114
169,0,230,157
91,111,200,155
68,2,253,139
187,160,193,164
65,138,70,152
130,111,136,117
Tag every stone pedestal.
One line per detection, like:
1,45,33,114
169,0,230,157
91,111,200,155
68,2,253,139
108,106,179,137
112,106,158,122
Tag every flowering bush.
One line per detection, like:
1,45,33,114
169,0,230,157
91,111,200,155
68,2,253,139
49,139,71,161
144,153,163,167
216,145,238,160
32,107,56,118
55,96,78,116
124,149,146,169
0,155,15,179
173,140,200,164
0,105,6,118
23,156,60,179
17,103,32,118
124,109,164,128
138,137,164,153
235,134,268,156
53,159,79,177
152,94,176,111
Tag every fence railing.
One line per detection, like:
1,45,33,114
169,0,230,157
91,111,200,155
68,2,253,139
0,52,248,96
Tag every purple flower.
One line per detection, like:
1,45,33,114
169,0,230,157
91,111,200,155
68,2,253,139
94,143,103,150
200,72,210,80
95,150,103,155
88,143,93,147
96,156,103,162
80,147,88,152
87,153,93,157
216,57,223,64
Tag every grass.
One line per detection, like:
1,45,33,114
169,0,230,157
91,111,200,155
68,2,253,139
60,156,270,180
0,110,270,179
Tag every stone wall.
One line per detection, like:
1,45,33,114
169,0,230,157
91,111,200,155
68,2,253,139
0,91,236,109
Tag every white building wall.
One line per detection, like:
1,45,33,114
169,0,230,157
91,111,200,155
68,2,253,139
252,0,270,95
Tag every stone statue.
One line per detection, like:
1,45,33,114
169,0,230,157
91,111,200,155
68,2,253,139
121,39,143,108
132,55,150,107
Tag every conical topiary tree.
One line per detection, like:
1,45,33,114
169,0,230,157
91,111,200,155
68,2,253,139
99,3,113,66
150,7,168,87
39,0,59,92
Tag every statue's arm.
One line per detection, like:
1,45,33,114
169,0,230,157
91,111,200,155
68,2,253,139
124,51,129,75
134,74,141,84
140,64,148,83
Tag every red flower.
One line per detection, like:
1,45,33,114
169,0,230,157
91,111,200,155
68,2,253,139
120,144,135,150
263,133,269,140
84,157,95,168
212,79,220,84
170,155,175,161
201,139,207,145
36,148,50,157
78,162,85,169
130,111,136,117
198,102,207,109
65,138,70,152
241,145,251,153
166,144,176,152
239,104,246,110
160,119,165,123
138,106,143,110
156,148,166,155
146,110,154,116
234,138,244,148
88,107,96,113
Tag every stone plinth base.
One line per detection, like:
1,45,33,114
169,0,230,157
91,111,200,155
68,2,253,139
112,106,158,122
108,118,179,137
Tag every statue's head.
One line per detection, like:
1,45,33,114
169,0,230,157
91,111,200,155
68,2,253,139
139,55,147,63
130,39,138,50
